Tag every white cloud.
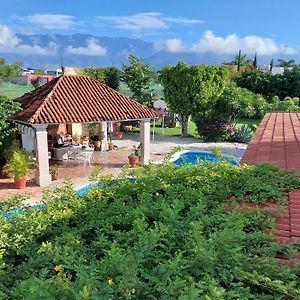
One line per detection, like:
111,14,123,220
27,14,75,29
0,24,58,55
97,12,203,31
190,30,297,55
157,30,298,56
165,39,185,53
66,38,107,56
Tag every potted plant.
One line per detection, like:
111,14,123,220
50,166,59,180
94,131,103,150
128,145,140,168
3,147,35,189
108,142,114,151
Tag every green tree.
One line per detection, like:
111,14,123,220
0,95,20,163
253,52,257,70
83,66,120,90
232,50,252,71
33,69,45,75
83,66,106,84
0,58,21,80
277,59,297,68
121,54,156,106
104,66,120,90
160,62,230,137
270,58,274,73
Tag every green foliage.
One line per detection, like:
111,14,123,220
227,124,255,143
217,84,269,119
160,62,230,136
0,58,21,80
83,66,120,90
33,69,45,75
121,54,156,106
236,68,300,101
2,144,35,178
1,162,300,299
0,95,20,162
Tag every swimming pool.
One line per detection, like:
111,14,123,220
170,150,237,166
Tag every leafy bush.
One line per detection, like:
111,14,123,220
194,116,232,142
0,163,300,299
2,144,35,178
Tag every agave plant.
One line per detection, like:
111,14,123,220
231,124,254,143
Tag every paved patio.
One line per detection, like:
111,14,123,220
0,133,247,202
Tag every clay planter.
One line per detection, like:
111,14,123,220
108,144,114,151
51,174,58,181
94,141,101,148
128,156,139,168
14,177,27,189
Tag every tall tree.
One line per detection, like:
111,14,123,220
270,58,274,73
253,52,257,70
160,62,230,137
232,50,252,71
121,54,156,106
0,58,21,81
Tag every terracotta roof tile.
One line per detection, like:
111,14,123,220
12,75,157,124
241,112,300,261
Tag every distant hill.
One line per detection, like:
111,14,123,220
0,33,298,69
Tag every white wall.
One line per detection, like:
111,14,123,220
21,133,35,153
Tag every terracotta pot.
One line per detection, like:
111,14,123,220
108,144,114,151
14,177,27,189
52,174,58,181
128,156,138,168
94,141,101,148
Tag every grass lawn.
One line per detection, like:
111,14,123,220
0,81,33,99
133,118,260,137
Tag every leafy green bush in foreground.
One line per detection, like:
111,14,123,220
1,162,300,299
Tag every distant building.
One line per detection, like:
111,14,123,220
260,65,285,75
46,68,63,77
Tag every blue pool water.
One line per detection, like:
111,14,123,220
171,150,237,166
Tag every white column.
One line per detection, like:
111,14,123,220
140,119,151,164
100,121,108,151
33,124,51,187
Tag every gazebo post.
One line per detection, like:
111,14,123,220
33,124,52,187
100,121,108,151
140,119,151,164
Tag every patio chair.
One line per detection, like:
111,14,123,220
76,152,93,167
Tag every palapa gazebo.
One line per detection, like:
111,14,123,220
11,75,157,186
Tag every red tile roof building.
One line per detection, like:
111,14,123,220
241,112,300,251
12,75,157,125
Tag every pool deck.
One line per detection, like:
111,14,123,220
0,133,247,202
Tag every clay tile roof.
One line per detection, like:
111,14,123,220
241,112,300,259
12,75,157,125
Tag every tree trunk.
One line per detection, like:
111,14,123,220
180,114,189,137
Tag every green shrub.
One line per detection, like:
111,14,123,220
0,163,300,299
2,144,35,178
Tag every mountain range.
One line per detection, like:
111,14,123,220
1,33,297,70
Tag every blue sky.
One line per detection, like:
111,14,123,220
1,0,300,56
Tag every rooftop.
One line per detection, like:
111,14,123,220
12,75,157,125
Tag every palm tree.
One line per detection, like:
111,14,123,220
277,59,297,68
232,50,252,71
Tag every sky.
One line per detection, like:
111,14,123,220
1,0,300,57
